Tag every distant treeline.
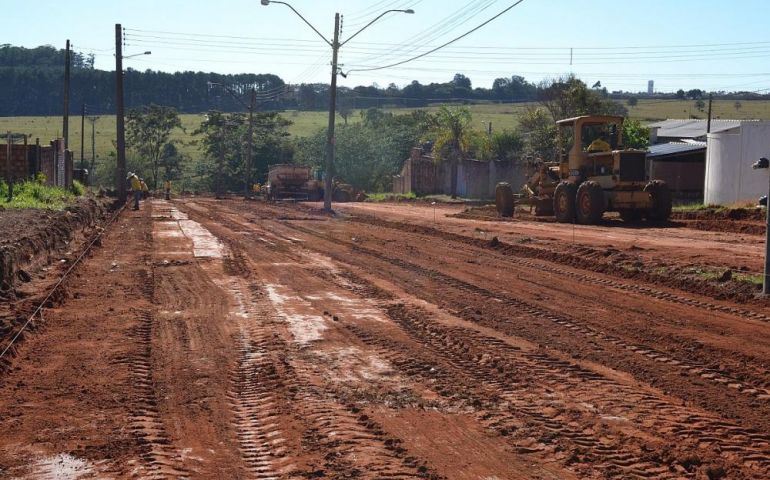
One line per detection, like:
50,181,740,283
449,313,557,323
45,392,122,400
1,44,768,116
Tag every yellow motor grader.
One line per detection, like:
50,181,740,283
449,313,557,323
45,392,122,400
496,115,671,224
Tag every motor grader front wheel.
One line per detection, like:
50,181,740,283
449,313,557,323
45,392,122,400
644,180,672,221
575,181,605,225
495,182,514,217
553,181,577,223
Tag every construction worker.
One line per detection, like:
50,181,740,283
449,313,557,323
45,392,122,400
128,172,142,210
164,179,171,200
140,179,149,199
587,133,611,153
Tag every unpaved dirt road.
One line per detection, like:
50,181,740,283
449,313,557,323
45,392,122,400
1,198,769,479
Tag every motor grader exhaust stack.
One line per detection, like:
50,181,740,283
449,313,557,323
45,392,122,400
496,115,672,224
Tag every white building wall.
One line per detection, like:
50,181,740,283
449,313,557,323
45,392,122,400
704,122,770,205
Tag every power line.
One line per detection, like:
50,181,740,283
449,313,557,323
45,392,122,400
348,1,529,74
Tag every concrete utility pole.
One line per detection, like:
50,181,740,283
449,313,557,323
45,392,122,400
706,93,713,134
752,157,770,295
323,13,340,212
260,1,414,212
115,24,126,204
63,40,71,149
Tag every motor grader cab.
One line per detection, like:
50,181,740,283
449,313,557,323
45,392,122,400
496,115,672,224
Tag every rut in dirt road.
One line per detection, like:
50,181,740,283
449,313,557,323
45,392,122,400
177,198,770,479
2,196,770,479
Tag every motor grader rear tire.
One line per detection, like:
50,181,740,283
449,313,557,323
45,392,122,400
575,181,605,225
495,182,514,217
553,181,577,223
644,180,672,221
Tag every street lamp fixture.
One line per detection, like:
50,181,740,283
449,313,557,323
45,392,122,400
260,0,415,212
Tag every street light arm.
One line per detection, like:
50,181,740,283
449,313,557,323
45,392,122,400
263,1,332,47
340,9,414,47
122,51,151,59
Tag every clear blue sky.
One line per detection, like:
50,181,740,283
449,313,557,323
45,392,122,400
6,0,770,93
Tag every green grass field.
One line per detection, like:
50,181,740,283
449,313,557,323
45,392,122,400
2,99,769,179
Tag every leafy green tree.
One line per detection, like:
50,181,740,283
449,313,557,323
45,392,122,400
734,100,743,111
537,75,627,122
194,110,292,192
675,89,686,100
517,107,556,160
490,130,524,161
622,119,650,150
294,111,430,192
627,96,638,106
126,104,183,189
427,106,474,198
695,99,706,112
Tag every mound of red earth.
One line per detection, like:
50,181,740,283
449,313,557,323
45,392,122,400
0,196,112,368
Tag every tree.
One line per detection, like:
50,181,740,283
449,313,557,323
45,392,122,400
686,89,704,100
627,96,638,106
427,106,474,198
194,110,292,192
622,119,650,150
537,75,627,122
159,143,186,181
695,99,706,112
517,107,556,160
675,89,686,100
734,100,743,112
126,104,182,189
490,130,524,161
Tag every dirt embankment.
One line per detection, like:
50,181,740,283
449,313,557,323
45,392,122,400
0,196,112,367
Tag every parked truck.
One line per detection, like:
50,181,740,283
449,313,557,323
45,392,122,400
265,164,363,202
266,164,322,201
495,115,671,224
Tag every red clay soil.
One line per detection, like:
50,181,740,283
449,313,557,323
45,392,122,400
0,197,769,479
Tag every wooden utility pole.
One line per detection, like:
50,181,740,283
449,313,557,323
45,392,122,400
323,13,340,212
88,116,98,176
245,87,255,198
217,127,225,200
63,40,71,149
6,131,12,201
80,103,86,169
115,24,127,204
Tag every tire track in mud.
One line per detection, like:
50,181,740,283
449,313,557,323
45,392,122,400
196,215,441,479
231,279,441,479
341,295,770,479
184,200,770,477
284,222,770,403
111,266,189,478
352,216,770,323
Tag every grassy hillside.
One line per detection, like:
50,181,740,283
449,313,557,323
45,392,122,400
2,99,769,180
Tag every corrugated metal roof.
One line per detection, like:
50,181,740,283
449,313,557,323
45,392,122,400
647,141,706,158
648,119,744,139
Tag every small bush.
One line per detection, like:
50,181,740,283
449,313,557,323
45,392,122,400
71,180,86,196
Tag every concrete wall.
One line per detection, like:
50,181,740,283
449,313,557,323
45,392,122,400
393,147,526,199
0,139,72,188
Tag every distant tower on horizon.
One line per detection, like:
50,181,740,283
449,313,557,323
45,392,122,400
648,80,654,95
